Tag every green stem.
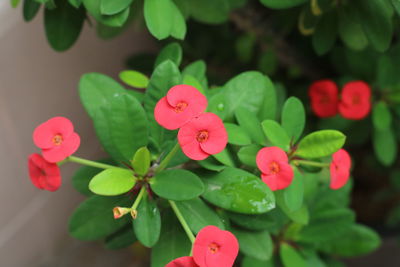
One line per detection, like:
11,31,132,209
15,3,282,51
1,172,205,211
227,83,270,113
131,186,147,210
169,200,196,244
294,160,330,168
67,156,122,170
156,142,180,173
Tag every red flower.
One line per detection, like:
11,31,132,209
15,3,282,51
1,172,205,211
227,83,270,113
193,226,239,267
33,116,80,163
256,147,294,191
28,153,61,191
338,81,371,120
166,256,199,267
309,80,339,118
178,113,227,160
330,149,351,190
154,84,208,130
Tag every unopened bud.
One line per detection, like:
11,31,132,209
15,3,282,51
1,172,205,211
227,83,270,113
113,207,131,219
130,209,138,219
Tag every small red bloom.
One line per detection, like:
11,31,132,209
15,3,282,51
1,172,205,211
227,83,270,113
338,81,371,120
309,80,339,118
178,113,228,160
256,147,294,191
166,256,199,267
193,226,239,267
154,85,208,130
28,153,61,191
33,116,80,163
330,149,351,190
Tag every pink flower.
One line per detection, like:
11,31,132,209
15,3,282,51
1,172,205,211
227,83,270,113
154,85,208,130
166,256,199,267
193,226,239,267
33,116,80,163
330,149,351,190
338,81,371,120
28,153,61,191
256,147,294,191
178,113,228,160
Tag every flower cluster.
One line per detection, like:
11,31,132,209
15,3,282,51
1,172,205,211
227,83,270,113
155,85,228,160
166,226,239,267
28,117,80,191
309,80,371,120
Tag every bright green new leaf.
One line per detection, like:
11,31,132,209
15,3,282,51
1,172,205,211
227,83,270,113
373,127,397,166
281,97,305,142
372,101,392,131
280,243,307,267
44,0,85,51
23,0,41,22
89,168,136,196
150,169,204,201
69,195,132,240
295,130,346,158
235,107,266,145
202,167,275,214
144,0,173,40
237,144,262,168
100,0,133,15
283,168,304,212
105,225,137,250
262,120,291,151
133,193,161,247
119,70,149,88
155,42,182,67
175,197,225,234
260,0,307,9
132,147,151,176
232,228,273,261
225,123,252,146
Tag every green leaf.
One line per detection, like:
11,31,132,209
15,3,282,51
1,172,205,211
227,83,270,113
11,0,21,8
225,123,252,146
198,157,226,172
373,127,397,166
202,167,275,214
105,225,137,250
150,169,204,201
155,42,182,67
295,130,346,158
338,5,368,51
224,71,267,120
23,0,41,21
213,148,236,167
144,0,173,39
89,168,136,196
281,97,305,143
276,191,309,224
79,72,126,119
242,256,274,267
182,75,205,95
235,107,265,145
283,168,304,212
175,197,225,234
151,210,191,267
94,93,149,162
182,60,208,91
319,224,381,257
312,11,337,55
133,193,161,247
258,76,277,120
170,1,187,39
260,0,307,9
100,0,133,15
355,0,393,52
188,0,230,24
83,0,130,27
132,147,151,176
208,92,228,120
261,120,291,151
237,144,262,168
69,0,82,8
232,228,273,261
72,159,114,196
372,101,392,131
228,210,282,231
280,243,307,267
393,0,400,16
44,0,85,51
119,70,149,88
69,195,131,240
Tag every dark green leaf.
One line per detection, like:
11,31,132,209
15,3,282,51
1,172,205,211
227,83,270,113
258,76,277,120
242,256,274,267
260,0,307,9
372,101,392,131
295,130,346,158
338,5,368,51
89,168,136,196
188,0,229,24
105,225,137,250
83,0,130,27
283,168,304,212
235,107,265,145
237,144,262,167
276,191,309,224
281,97,305,143
232,228,273,261
23,0,41,21
100,0,133,15
373,127,397,166
312,11,337,55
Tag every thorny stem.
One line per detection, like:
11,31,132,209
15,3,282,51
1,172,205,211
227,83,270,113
169,200,196,245
155,142,181,173
67,156,123,170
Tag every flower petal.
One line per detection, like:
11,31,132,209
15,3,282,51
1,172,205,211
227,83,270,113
338,81,371,120
308,80,339,118
179,139,209,161
166,256,198,267
33,117,74,149
28,153,61,191
154,97,196,130
256,147,288,174
166,84,207,117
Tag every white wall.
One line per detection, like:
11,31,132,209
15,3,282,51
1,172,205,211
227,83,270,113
0,3,154,266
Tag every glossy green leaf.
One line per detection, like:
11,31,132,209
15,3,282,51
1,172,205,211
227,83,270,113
261,120,291,151
208,92,228,120
202,167,275,214
295,130,346,158
132,147,151,176
144,0,173,39
105,225,137,250
283,168,304,212
175,197,225,234
372,101,392,131
260,0,307,9
258,76,277,120
237,144,262,168
23,0,41,21
155,42,182,67
281,97,305,143
235,107,265,145
312,11,337,55
188,0,230,24
89,168,136,196
280,243,307,267
119,70,149,88
227,210,282,231
69,195,131,240
373,127,397,166
44,0,85,51
150,169,204,201
232,228,273,261
100,0,133,15
133,193,161,247
225,123,252,146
